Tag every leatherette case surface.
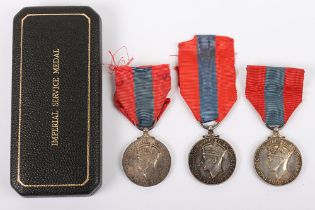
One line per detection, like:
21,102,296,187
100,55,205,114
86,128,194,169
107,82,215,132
11,6,102,196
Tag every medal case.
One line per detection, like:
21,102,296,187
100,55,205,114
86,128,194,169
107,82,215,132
11,6,102,196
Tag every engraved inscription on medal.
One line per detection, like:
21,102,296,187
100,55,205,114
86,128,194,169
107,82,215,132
254,136,302,185
189,134,236,184
122,132,171,187
51,48,60,147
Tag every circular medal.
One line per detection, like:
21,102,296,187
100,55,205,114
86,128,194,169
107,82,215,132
189,133,236,184
122,130,171,187
254,135,302,186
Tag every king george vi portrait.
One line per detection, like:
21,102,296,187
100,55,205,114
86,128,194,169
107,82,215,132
201,141,227,178
266,140,295,179
136,144,161,179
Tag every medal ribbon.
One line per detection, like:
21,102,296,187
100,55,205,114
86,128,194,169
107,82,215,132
113,64,171,129
246,65,304,128
178,35,237,123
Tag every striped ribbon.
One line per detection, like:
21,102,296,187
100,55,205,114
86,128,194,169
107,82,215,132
113,64,171,129
178,35,237,124
246,65,304,128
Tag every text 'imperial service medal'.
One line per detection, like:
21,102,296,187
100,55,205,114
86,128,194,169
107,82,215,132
112,63,171,187
178,35,237,184
246,65,304,185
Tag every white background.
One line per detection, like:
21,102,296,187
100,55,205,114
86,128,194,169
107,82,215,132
0,0,314,209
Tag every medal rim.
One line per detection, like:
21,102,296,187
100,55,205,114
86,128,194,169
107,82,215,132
188,135,237,185
122,136,171,187
254,136,302,186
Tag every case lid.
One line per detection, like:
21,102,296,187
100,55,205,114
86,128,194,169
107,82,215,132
11,6,102,196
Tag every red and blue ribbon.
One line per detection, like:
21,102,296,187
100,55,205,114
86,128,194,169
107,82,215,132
113,64,171,129
178,35,237,123
246,65,304,128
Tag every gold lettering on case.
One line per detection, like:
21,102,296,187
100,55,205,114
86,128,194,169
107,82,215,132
51,48,60,146
53,49,60,74
52,77,60,107
51,111,59,146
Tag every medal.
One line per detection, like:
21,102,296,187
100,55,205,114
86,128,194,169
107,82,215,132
178,35,237,184
112,64,171,187
246,65,304,185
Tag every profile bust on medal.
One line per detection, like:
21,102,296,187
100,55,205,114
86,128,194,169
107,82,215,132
122,128,171,187
254,127,302,185
189,126,236,185
135,140,161,180
201,140,227,178
266,137,295,179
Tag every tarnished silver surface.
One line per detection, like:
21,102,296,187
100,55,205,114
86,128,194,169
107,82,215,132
189,132,236,184
122,129,171,187
254,133,302,186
